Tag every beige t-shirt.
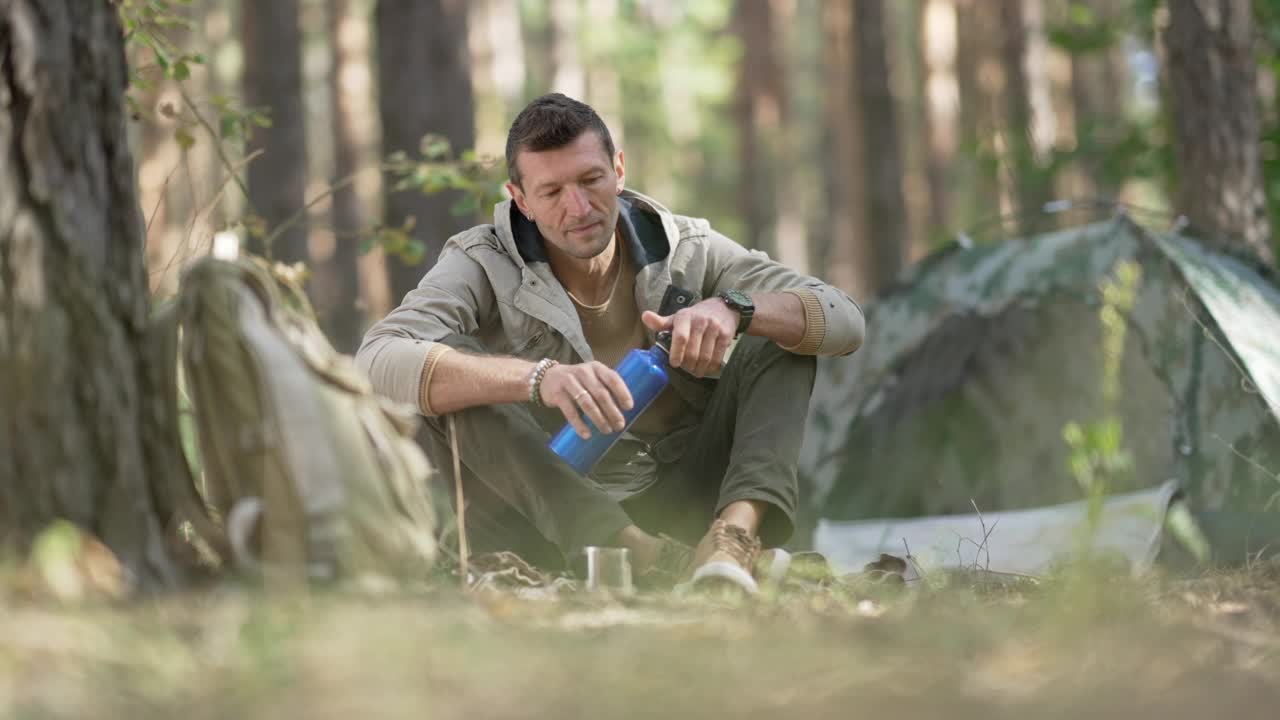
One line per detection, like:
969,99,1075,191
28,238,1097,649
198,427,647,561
568,243,692,440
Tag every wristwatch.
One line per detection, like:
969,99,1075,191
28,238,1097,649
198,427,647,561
718,289,755,336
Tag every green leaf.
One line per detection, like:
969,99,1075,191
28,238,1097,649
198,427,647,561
175,126,196,151
403,239,426,265
423,167,458,194
172,61,189,81
450,193,480,216
219,113,239,139
421,134,452,160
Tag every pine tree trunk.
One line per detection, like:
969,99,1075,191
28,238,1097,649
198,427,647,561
732,0,783,255
377,0,476,303
821,0,866,298
920,0,959,241
584,0,625,149
853,0,908,293
0,0,182,586
548,0,584,98
998,0,1048,237
952,0,990,230
768,0,808,275
470,0,529,153
1165,0,1273,264
521,1,556,98
1067,0,1127,201
316,0,371,353
242,0,308,263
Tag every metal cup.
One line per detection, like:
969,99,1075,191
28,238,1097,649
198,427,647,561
576,546,633,595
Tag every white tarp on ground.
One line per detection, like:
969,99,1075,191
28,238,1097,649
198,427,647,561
813,480,1180,577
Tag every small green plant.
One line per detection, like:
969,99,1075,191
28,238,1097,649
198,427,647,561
1063,260,1142,543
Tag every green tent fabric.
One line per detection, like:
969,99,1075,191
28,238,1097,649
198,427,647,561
800,216,1280,541
1151,232,1280,421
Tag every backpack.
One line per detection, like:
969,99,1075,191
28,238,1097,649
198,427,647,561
156,254,437,585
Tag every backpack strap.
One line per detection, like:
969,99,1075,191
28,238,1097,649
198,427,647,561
233,261,345,579
148,299,233,562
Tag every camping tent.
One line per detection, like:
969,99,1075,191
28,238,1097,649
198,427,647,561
800,215,1280,569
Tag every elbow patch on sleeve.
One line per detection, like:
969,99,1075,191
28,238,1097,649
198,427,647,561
417,345,454,416
779,288,826,355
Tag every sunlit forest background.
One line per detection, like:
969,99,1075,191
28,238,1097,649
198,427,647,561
128,0,1280,355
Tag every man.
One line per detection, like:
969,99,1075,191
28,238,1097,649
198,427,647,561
357,94,864,593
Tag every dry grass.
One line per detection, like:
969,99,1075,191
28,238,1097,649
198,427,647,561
2,566,1279,720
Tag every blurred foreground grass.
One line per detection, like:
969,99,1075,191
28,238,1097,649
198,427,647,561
2,566,1279,720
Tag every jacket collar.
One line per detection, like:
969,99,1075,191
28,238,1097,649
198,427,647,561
491,189,679,270
489,189,686,362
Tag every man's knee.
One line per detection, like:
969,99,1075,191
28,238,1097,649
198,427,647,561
726,335,817,390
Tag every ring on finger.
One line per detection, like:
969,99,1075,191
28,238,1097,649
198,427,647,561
573,390,590,402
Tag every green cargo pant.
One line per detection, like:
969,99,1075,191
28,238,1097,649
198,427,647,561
422,334,816,570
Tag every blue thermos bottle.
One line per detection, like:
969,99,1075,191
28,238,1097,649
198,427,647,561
549,332,672,475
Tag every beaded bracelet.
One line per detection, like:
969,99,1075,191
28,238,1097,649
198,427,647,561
528,358,558,406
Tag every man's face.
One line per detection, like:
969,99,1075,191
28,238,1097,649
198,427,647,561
507,131,626,261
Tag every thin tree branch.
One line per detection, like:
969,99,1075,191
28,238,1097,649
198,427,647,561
178,85,253,208
259,164,388,255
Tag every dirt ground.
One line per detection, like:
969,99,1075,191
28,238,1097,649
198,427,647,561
3,563,1280,720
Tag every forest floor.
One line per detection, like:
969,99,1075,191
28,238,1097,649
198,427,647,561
4,561,1280,719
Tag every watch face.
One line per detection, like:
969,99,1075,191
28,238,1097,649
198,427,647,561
723,289,752,308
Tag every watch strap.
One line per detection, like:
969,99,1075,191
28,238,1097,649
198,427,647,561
719,290,754,336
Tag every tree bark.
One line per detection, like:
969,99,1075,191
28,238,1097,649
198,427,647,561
377,0,476,303
520,0,556,98
732,0,781,255
853,0,909,293
0,0,183,586
952,0,991,230
998,0,1048,237
242,0,308,264
920,0,959,241
1165,0,1273,264
821,0,865,298
316,0,370,353
1067,0,1127,201
584,0,625,149
768,0,809,275
548,0,584,99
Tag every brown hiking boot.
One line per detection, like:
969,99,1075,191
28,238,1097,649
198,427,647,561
633,534,695,590
682,519,790,595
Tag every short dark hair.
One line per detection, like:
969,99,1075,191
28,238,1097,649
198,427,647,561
505,93,615,188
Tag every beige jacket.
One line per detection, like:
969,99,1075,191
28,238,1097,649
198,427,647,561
356,190,865,415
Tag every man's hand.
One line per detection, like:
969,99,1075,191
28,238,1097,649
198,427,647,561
540,362,634,439
641,299,738,377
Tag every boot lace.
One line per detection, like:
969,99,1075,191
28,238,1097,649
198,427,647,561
709,520,761,569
